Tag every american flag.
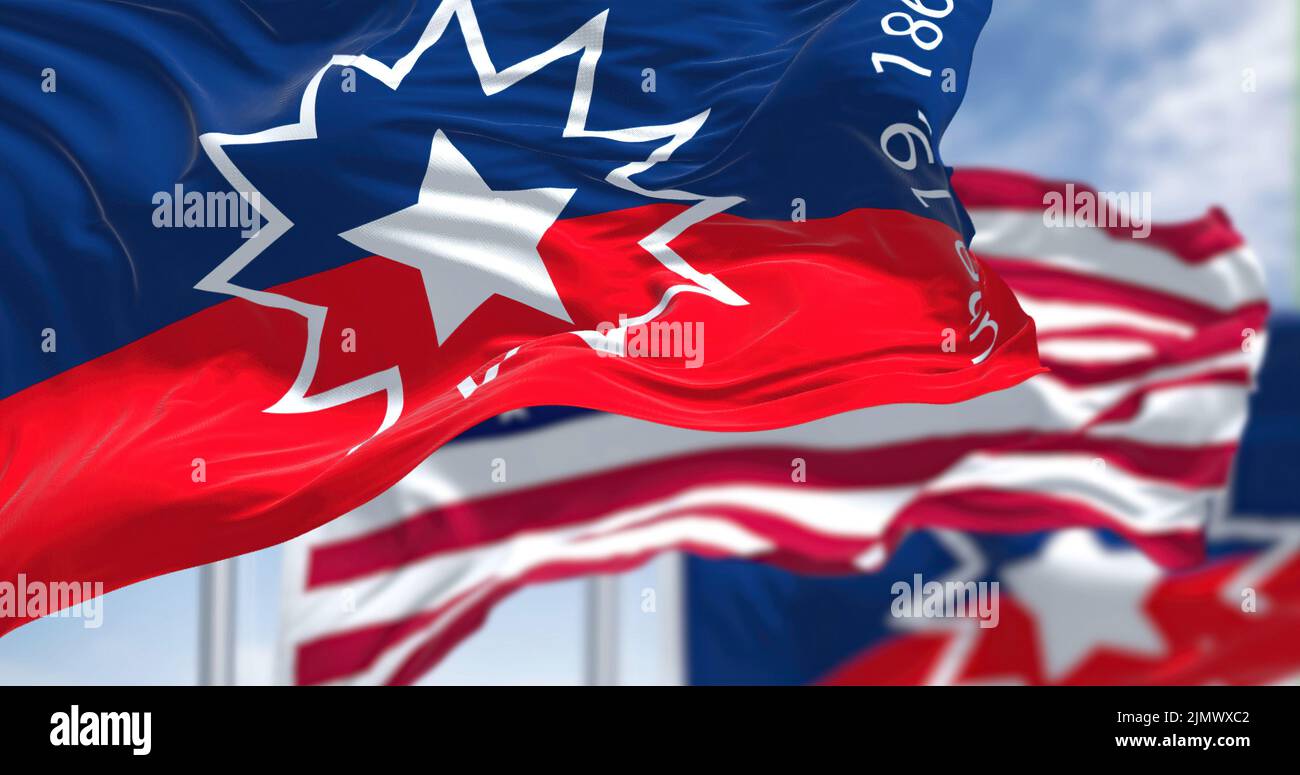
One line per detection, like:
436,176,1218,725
277,169,1267,685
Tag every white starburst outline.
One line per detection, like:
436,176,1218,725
196,0,747,451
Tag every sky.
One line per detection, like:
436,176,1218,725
949,0,1296,304
1,0,1294,685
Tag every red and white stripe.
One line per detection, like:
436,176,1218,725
277,169,1268,685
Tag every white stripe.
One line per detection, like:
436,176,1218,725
1017,295,1196,339
968,210,1267,310
1038,338,1156,363
1088,384,1250,446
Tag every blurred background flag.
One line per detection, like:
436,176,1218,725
688,317,1300,685
277,169,1267,685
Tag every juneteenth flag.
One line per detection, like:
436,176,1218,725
0,0,1038,634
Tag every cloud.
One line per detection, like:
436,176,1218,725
947,0,1295,307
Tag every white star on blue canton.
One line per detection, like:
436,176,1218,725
340,129,575,344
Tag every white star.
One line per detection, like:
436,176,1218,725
1001,529,1166,681
339,129,575,344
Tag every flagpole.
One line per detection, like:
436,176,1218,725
198,558,238,686
583,575,619,686
658,552,687,686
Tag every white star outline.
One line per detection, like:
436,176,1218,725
196,0,747,452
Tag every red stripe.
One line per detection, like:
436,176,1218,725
952,168,1245,264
